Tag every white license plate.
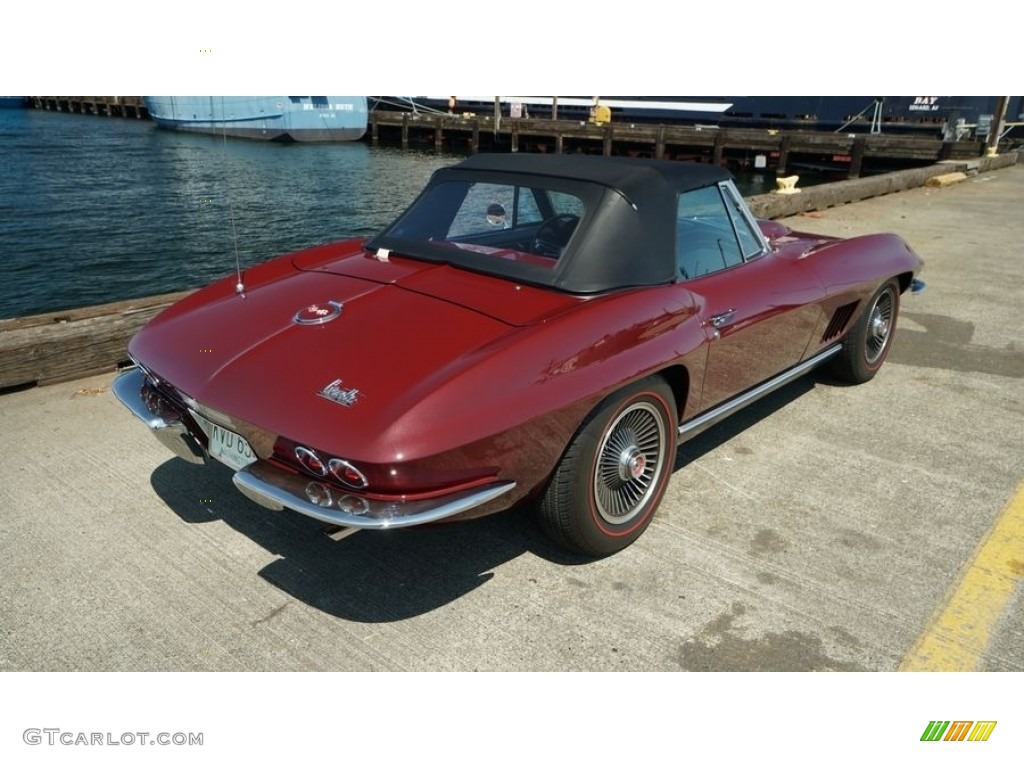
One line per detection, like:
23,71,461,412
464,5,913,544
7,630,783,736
194,414,257,471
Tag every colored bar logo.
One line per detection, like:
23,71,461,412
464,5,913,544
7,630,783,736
921,721,997,741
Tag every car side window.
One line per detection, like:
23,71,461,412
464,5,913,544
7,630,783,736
546,191,585,218
515,190,543,224
675,186,744,280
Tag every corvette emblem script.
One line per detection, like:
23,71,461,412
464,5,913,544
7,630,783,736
318,379,361,407
294,300,343,325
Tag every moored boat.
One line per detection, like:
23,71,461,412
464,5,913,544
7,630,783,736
144,96,368,142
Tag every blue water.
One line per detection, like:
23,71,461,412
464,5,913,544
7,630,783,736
0,109,456,319
0,109,786,320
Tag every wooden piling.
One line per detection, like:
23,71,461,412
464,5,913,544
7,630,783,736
710,130,723,164
655,125,666,160
777,136,792,174
849,137,867,179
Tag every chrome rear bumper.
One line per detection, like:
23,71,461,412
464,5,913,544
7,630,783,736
115,367,516,533
113,368,205,464
233,463,516,530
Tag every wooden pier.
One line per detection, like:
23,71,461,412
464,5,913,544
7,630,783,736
29,96,149,119
368,111,986,178
22,98,991,175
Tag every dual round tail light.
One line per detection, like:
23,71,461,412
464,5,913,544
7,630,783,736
294,446,367,489
294,446,327,477
328,458,368,490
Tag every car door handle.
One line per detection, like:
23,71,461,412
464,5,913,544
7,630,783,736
708,310,736,329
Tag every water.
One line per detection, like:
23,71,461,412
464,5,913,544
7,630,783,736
0,109,788,320
0,109,457,319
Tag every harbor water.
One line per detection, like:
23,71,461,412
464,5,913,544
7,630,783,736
0,108,782,320
0,109,456,320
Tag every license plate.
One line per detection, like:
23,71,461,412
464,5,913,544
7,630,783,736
194,413,257,471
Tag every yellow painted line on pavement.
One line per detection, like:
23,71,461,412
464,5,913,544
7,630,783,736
900,480,1024,671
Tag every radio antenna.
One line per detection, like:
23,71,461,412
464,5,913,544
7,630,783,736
219,96,246,297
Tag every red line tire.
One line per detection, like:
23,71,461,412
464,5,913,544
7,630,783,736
539,376,677,557
831,279,900,384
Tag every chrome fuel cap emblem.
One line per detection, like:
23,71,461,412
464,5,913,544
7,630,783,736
294,300,343,325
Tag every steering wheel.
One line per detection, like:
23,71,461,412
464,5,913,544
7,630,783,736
532,215,580,258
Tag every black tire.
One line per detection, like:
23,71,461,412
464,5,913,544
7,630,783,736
539,376,678,557
831,279,900,384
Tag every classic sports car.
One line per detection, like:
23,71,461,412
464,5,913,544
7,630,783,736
115,154,924,556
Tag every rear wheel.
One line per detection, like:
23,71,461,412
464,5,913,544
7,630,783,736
539,376,677,557
831,279,900,384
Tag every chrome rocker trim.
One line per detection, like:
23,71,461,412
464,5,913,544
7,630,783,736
679,344,842,440
233,462,517,531
113,368,206,464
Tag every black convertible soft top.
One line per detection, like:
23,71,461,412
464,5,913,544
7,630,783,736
454,153,731,201
370,154,736,294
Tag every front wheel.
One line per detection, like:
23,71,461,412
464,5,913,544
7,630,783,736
830,279,900,384
538,376,677,557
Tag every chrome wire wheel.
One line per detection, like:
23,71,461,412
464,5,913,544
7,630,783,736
829,278,901,384
592,401,668,526
538,376,677,557
865,286,895,365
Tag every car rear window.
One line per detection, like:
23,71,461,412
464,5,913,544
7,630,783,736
383,180,587,269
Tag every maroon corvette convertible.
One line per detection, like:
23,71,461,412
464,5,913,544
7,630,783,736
115,154,924,556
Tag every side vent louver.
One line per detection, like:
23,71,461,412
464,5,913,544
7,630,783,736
822,301,859,343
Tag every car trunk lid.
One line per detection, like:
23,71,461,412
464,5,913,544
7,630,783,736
129,267,524,459
293,242,582,327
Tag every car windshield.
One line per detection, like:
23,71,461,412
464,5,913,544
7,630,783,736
369,177,593,284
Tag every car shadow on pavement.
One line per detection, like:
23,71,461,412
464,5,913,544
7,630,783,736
149,460,589,622
148,374,820,622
